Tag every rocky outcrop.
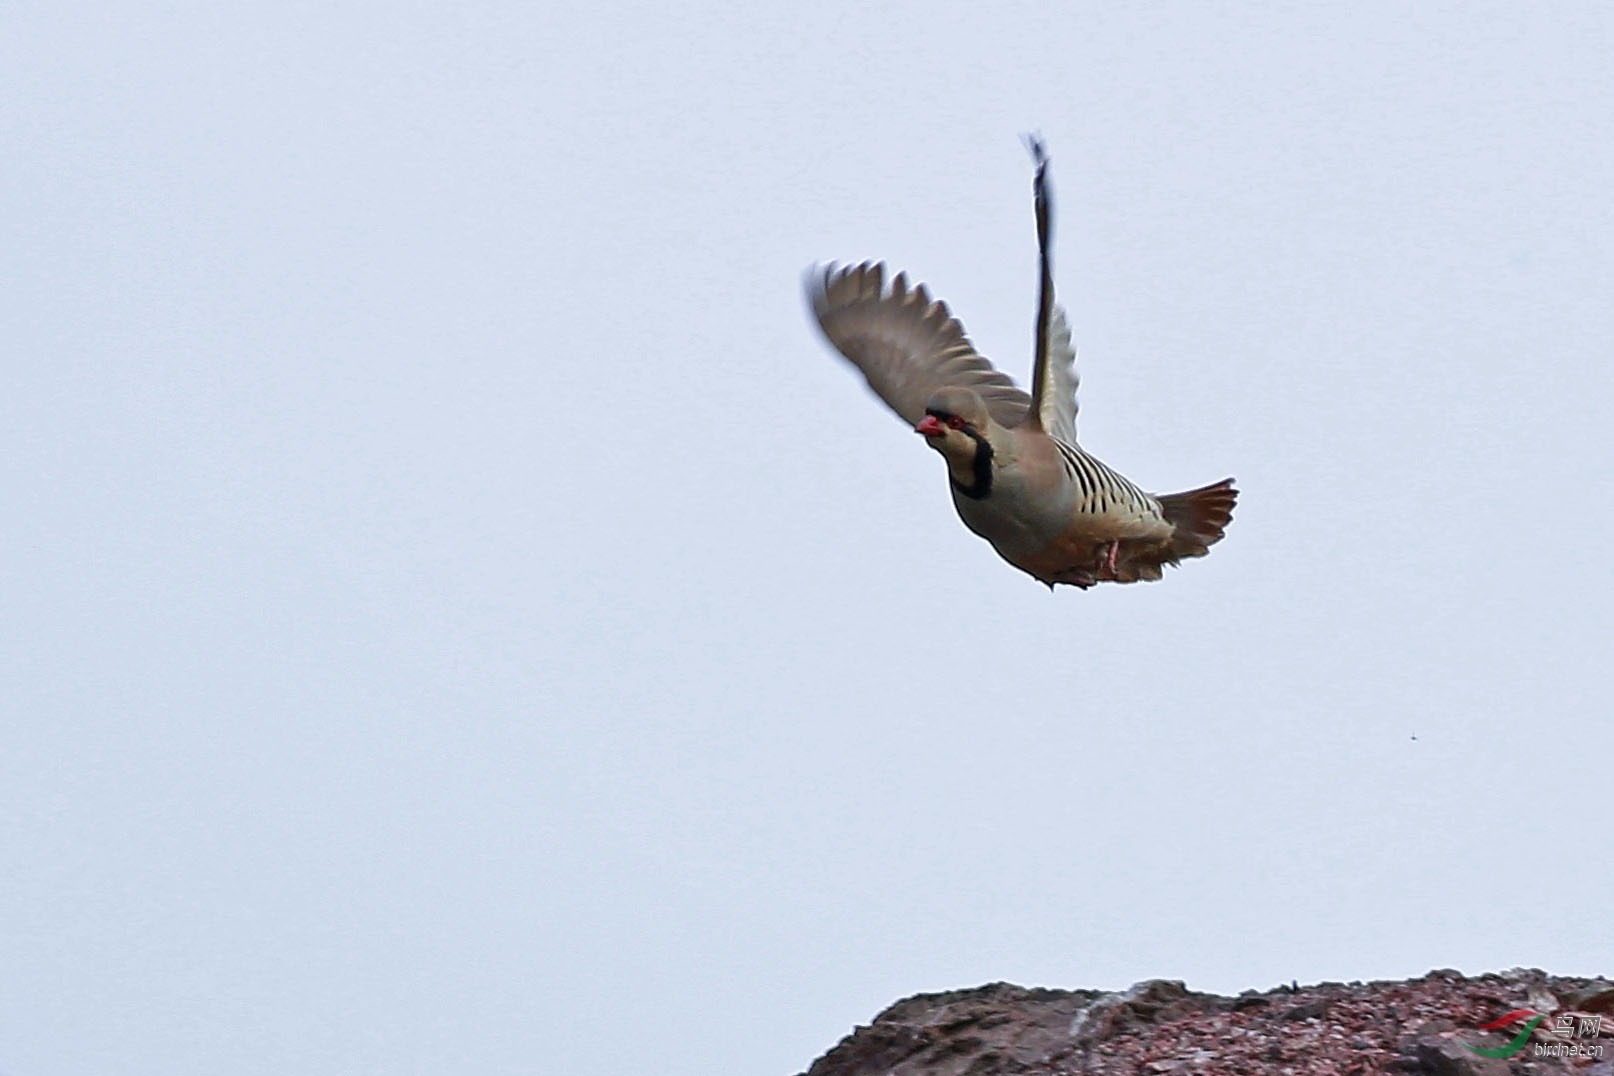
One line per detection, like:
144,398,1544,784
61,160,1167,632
801,969,1614,1076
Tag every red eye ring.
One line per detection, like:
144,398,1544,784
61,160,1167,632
945,415,966,430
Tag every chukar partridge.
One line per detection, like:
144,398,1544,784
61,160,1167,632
807,139,1236,589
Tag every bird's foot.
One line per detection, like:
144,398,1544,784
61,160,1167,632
1098,540,1121,575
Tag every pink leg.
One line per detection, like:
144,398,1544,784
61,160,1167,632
1104,540,1120,574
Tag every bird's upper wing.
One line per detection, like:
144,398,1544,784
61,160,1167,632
1025,136,1080,443
807,261,1032,428
1033,303,1079,443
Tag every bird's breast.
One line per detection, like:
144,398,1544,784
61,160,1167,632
948,461,1075,560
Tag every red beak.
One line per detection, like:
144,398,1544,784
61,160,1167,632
915,415,945,437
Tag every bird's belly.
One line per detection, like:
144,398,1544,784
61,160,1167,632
954,484,1172,585
1012,526,1119,582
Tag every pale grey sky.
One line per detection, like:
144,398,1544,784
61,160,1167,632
3,3,1611,1075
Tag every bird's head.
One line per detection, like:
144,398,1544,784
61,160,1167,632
915,386,993,463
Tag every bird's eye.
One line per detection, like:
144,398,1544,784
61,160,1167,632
946,415,966,430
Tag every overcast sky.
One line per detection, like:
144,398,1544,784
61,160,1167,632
4,3,1611,1075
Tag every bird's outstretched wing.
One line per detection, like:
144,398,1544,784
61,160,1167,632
1035,304,1079,443
1025,135,1080,444
807,261,1032,428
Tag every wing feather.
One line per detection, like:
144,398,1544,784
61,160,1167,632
1037,303,1079,442
806,261,1031,428
1025,136,1080,443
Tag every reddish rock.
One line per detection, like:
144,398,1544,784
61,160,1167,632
801,969,1612,1076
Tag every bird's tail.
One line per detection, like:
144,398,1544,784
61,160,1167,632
1158,478,1238,561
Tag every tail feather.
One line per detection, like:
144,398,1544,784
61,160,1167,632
1158,478,1238,561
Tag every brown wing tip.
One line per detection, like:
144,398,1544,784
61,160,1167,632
808,261,886,315
811,260,959,327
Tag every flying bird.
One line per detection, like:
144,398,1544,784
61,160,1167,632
807,138,1236,589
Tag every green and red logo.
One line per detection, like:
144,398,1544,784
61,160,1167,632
1467,1009,1546,1058
1468,1008,1605,1060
